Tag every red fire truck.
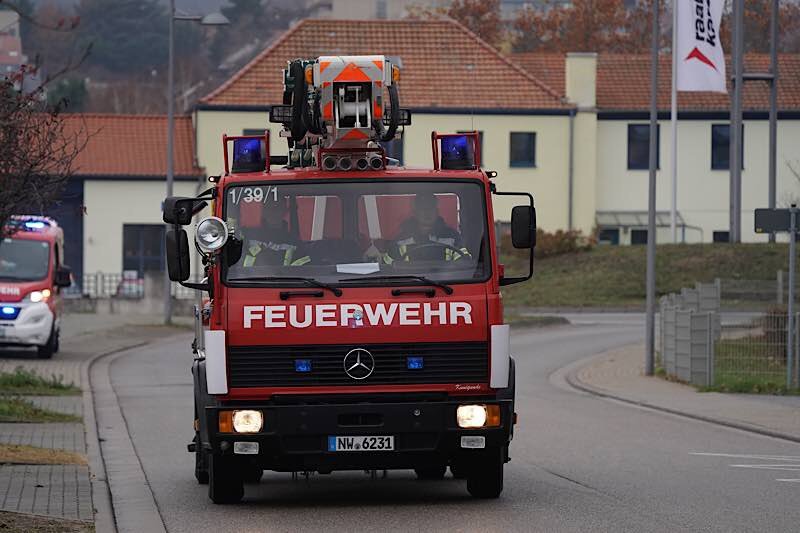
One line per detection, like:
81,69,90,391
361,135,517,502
0,216,71,358
164,56,536,504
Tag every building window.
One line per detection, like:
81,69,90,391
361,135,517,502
598,228,620,245
457,130,484,167
713,230,730,243
711,124,744,170
627,124,659,170
381,133,404,164
123,224,165,275
630,229,648,245
376,0,387,19
509,132,536,167
242,128,267,136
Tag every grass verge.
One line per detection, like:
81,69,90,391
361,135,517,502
0,397,81,423
0,511,93,533
0,444,86,466
0,367,80,396
500,243,789,308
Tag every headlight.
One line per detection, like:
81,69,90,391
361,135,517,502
195,216,229,253
456,404,501,429
24,289,51,303
232,410,263,433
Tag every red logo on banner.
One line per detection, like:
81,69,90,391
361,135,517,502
685,47,718,71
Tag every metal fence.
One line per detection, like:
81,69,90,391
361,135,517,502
716,312,799,390
65,272,200,300
659,280,800,389
719,271,800,309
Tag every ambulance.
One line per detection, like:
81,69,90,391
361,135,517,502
0,216,71,358
164,56,536,503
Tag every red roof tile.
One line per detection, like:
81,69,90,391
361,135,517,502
62,114,202,177
202,18,568,110
511,52,800,112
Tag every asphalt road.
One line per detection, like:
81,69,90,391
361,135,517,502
109,320,800,532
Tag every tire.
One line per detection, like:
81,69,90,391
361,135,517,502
52,328,60,354
36,327,56,359
415,465,446,480
242,468,263,484
208,454,244,504
194,435,209,484
466,450,504,499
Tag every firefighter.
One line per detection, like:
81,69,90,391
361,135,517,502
241,195,310,267
388,192,471,263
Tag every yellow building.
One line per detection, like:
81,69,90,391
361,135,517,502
193,18,594,234
514,52,800,244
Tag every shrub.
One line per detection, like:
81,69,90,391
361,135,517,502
499,228,593,259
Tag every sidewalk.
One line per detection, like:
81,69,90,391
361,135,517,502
568,343,800,442
0,312,190,528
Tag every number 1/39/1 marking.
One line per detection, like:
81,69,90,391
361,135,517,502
328,436,395,452
228,186,279,206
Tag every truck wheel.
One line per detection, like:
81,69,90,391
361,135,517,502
208,454,244,504
194,436,209,484
242,468,263,484
414,465,446,480
36,327,56,359
466,450,504,499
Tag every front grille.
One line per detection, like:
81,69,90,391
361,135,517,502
227,342,488,388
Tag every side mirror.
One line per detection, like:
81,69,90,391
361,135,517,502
510,205,536,249
163,197,207,225
166,228,191,282
54,266,71,288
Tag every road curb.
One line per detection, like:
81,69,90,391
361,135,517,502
563,357,800,446
81,341,150,533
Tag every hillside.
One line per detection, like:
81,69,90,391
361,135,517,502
501,243,790,308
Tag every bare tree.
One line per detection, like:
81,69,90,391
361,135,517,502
0,1,91,235
0,75,89,235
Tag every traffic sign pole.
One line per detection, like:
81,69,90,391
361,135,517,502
788,206,796,389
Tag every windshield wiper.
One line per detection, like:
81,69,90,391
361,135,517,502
228,276,342,297
338,275,453,295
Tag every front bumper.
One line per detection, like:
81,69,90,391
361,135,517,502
0,303,53,347
204,398,513,472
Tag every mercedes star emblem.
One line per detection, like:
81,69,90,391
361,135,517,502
343,348,375,380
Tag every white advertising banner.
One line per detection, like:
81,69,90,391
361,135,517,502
676,0,727,93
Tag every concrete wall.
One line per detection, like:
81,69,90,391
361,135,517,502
194,109,583,233
596,118,800,243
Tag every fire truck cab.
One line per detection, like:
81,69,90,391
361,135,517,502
164,56,536,504
0,216,72,359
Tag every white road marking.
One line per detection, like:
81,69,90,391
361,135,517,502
691,452,800,483
730,464,800,471
690,452,800,462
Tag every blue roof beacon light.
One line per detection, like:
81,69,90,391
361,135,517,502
433,131,479,170
231,138,266,173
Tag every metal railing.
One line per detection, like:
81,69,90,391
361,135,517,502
65,272,201,300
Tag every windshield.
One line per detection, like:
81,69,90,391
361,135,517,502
223,180,490,285
0,238,51,281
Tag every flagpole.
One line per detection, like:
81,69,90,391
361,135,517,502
670,0,678,243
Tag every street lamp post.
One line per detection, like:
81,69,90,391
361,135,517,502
164,2,228,325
